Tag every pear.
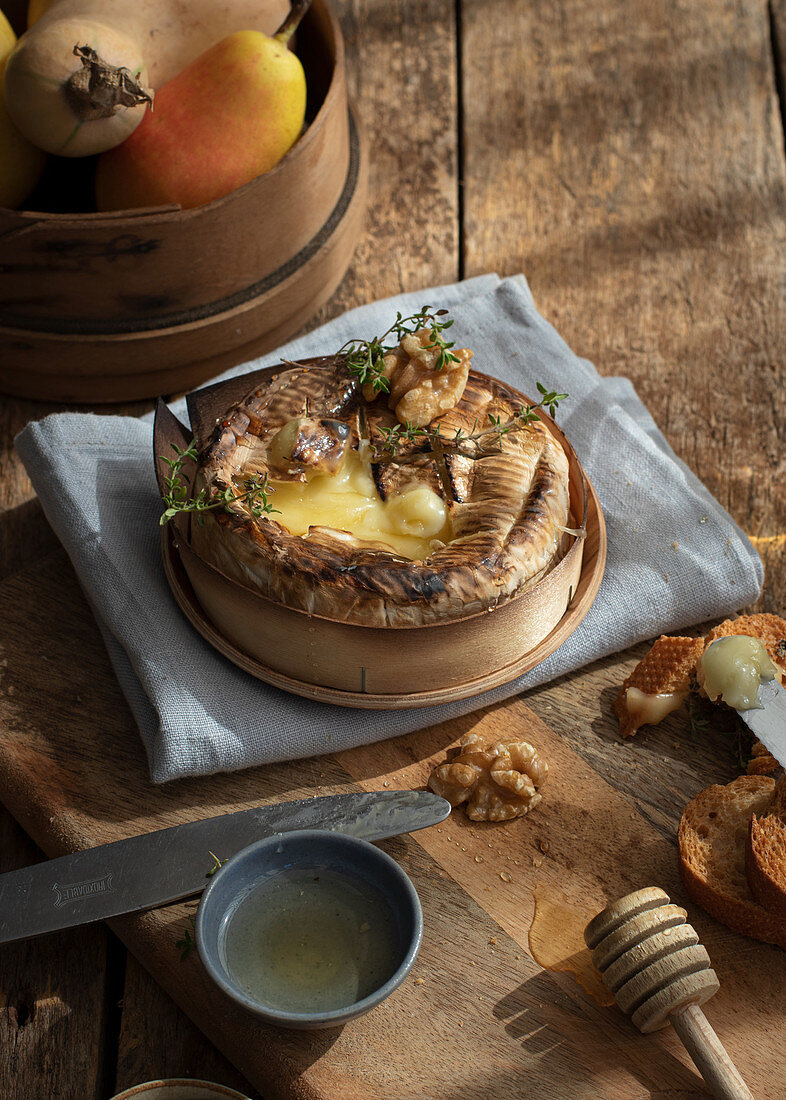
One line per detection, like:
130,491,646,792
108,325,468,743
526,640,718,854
0,6,45,208
95,0,310,211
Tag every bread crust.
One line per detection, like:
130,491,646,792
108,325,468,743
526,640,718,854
191,363,572,627
746,776,786,916
613,635,704,738
704,613,786,674
614,612,786,742
678,776,786,949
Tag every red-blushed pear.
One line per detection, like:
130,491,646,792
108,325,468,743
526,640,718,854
95,0,310,211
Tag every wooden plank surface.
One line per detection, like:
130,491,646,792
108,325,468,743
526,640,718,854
0,0,784,1095
460,0,786,610
0,0,459,1092
0,810,109,1099
114,956,263,1100
0,552,783,1099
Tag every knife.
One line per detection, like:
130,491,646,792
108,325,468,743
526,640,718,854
738,677,786,768
0,790,450,945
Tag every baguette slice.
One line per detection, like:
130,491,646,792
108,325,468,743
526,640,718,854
746,739,780,775
614,635,704,738
746,776,786,916
679,775,786,949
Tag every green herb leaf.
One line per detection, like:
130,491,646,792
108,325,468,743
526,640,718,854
175,925,194,962
369,384,570,463
206,851,227,878
158,438,279,526
338,307,464,391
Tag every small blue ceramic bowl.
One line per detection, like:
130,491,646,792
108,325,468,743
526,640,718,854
196,829,423,1030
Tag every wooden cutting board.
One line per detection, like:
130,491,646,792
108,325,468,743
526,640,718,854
0,550,783,1099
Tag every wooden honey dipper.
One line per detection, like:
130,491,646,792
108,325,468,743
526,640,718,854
584,887,754,1100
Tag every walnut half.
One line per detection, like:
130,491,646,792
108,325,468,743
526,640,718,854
362,328,472,427
428,731,548,822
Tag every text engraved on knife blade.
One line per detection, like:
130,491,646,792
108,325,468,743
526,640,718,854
52,873,114,908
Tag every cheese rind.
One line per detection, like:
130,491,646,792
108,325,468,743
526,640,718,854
195,364,573,627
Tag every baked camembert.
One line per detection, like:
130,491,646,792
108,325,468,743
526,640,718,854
188,314,572,627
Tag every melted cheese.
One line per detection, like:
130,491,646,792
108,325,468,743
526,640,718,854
625,686,687,726
699,635,777,710
268,448,451,560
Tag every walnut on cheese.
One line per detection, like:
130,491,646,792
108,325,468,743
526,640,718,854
362,328,473,427
428,731,548,822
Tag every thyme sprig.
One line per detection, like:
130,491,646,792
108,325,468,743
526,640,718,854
175,921,195,962
371,383,569,462
159,439,280,526
339,306,460,394
206,851,228,877
175,852,230,961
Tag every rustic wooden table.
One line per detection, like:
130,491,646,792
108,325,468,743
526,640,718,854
1,0,784,1097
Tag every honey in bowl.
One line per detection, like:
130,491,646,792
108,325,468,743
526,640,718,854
224,866,403,1014
196,830,423,1028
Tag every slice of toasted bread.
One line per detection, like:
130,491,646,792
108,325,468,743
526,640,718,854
614,614,786,741
746,739,780,775
614,635,704,738
746,776,786,916
770,774,786,817
678,775,786,948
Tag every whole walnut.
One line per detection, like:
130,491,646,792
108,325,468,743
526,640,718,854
362,328,472,427
428,731,548,822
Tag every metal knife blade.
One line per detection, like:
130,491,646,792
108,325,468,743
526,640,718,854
0,790,450,945
738,678,786,768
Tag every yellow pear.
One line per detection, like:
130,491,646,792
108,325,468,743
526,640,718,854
0,6,45,208
96,0,310,210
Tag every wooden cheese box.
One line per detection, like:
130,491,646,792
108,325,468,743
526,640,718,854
0,0,367,403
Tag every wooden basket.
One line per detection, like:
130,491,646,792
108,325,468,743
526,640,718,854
0,0,366,403
154,368,607,707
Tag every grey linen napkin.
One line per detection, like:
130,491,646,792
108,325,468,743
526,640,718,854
16,274,763,783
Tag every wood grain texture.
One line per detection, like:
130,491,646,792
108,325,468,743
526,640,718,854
0,808,109,1100
0,1,459,1088
2,0,786,1094
0,400,62,582
0,2,365,403
114,954,263,1099
669,1005,755,1100
315,0,460,312
460,0,786,616
0,552,784,1098
0,395,113,1100
773,0,786,105
0,154,366,403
